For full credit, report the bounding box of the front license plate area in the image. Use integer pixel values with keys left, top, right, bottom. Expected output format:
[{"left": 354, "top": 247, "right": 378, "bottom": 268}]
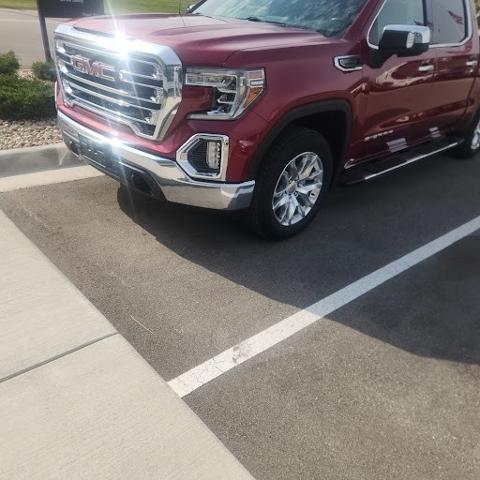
[{"left": 78, "top": 135, "right": 111, "bottom": 168}]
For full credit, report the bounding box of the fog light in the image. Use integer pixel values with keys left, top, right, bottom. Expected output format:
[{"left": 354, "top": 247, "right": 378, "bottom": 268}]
[
  {"left": 177, "top": 134, "right": 229, "bottom": 180},
  {"left": 206, "top": 140, "right": 222, "bottom": 171}
]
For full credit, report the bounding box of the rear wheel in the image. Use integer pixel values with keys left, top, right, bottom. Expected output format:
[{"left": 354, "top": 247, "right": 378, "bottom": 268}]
[
  {"left": 247, "top": 127, "right": 333, "bottom": 239},
  {"left": 453, "top": 113, "right": 480, "bottom": 159}
]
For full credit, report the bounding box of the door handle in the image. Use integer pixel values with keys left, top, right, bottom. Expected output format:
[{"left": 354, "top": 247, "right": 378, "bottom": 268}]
[
  {"left": 466, "top": 60, "right": 478, "bottom": 68},
  {"left": 418, "top": 64, "right": 434, "bottom": 73}
]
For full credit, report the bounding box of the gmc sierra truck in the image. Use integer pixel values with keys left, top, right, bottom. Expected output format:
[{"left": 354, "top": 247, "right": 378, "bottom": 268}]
[{"left": 55, "top": 0, "right": 480, "bottom": 238}]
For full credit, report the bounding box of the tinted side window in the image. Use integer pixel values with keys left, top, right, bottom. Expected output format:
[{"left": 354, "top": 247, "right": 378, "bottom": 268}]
[
  {"left": 432, "top": 0, "right": 468, "bottom": 45},
  {"left": 369, "top": 0, "right": 425, "bottom": 46}
]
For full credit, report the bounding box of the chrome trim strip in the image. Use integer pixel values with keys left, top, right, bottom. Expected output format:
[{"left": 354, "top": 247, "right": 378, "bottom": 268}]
[
  {"left": 119, "top": 70, "right": 161, "bottom": 81},
  {"left": 57, "top": 41, "right": 161, "bottom": 68},
  {"left": 65, "top": 93, "right": 155, "bottom": 125},
  {"left": 59, "top": 68, "right": 161, "bottom": 105},
  {"left": 364, "top": 141, "right": 460, "bottom": 181},
  {"left": 58, "top": 112, "right": 254, "bottom": 211},
  {"left": 66, "top": 78, "right": 158, "bottom": 112},
  {"left": 429, "top": 127, "right": 442, "bottom": 139},
  {"left": 387, "top": 137, "right": 408, "bottom": 153},
  {"left": 366, "top": 0, "right": 392, "bottom": 50},
  {"left": 55, "top": 25, "right": 182, "bottom": 65},
  {"left": 418, "top": 64, "right": 435, "bottom": 73},
  {"left": 334, "top": 55, "right": 363, "bottom": 72}
]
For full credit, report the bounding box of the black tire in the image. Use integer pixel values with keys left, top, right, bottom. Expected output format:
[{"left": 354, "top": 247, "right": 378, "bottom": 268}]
[
  {"left": 246, "top": 126, "right": 333, "bottom": 240},
  {"left": 452, "top": 111, "right": 480, "bottom": 159}
]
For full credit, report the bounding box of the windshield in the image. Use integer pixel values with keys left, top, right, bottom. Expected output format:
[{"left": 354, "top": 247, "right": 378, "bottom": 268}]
[{"left": 191, "top": 0, "right": 368, "bottom": 37}]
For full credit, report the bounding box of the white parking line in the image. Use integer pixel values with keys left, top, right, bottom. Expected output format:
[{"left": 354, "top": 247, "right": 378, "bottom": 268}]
[
  {"left": 0, "top": 166, "right": 103, "bottom": 193},
  {"left": 168, "top": 215, "right": 480, "bottom": 398}
]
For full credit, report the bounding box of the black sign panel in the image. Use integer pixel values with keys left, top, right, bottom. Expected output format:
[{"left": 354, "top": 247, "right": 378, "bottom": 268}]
[{"left": 38, "top": 0, "right": 104, "bottom": 18}]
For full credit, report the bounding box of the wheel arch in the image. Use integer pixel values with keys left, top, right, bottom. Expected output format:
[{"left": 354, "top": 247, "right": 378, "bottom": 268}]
[{"left": 249, "top": 100, "right": 353, "bottom": 182}]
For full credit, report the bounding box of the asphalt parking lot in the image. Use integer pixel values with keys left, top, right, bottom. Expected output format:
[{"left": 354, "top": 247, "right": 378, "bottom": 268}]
[
  {"left": 0, "top": 9, "right": 61, "bottom": 66},
  {"left": 1, "top": 151, "right": 479, "bottom": 479}
]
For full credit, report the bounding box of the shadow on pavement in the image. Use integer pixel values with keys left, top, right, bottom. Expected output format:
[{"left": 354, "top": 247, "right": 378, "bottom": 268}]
[{"left": 117, "top": 153, "right": 480, "bottom": 366}]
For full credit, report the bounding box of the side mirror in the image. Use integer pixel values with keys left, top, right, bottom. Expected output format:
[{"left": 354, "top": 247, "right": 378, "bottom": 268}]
[
  {"left": 370, "top": 25, "right": 431, "bottom": 67},
  {"left": 185, "top": 3, "right": 198, "bottom": 13}
]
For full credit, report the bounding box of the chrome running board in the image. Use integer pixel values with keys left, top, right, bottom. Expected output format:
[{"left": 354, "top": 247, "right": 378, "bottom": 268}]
[{"left": 341, "top": 138, "right": 462, "bottom": 184}]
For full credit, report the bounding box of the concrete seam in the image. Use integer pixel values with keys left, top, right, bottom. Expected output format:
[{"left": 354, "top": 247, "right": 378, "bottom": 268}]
[{"left": 0, "top": 332, "right": 119, "bottom": 385}]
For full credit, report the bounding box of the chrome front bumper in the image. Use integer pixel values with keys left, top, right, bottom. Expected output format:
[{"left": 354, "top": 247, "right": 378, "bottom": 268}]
[{"left": 58, "top": 112, "right": 255, "bottom": 211}]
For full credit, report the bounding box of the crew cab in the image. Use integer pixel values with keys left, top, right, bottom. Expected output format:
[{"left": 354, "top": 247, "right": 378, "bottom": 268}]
[{"left": 55, "top": 0, "right": 480, "bottom": 238}]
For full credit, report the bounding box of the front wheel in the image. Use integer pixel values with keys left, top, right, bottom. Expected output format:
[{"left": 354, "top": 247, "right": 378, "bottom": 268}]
[
  {"left": 452, "top": 113, "right": 480, "bottom": 159},
  {"left": 246, "top": 127, "right": 333, "bottom": 239}
]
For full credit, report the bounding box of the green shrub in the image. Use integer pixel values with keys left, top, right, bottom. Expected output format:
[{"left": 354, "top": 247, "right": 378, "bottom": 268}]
[
  {"left": 32, "top": 60, "right": 57, "bottom": 81},
  {"left": 0, "top": 74, "right": 56, "bottom": 120},
  {"left": 0, "top": 51, "right": 20, "bottom": 75}
]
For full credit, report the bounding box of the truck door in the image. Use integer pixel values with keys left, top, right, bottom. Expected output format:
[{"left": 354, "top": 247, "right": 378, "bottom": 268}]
[
  {"left": 430, "top": 0, "right": 478, "bottom": 130},
  {"left": 356, "top": 0, "right": 439, "bottom": 163}
]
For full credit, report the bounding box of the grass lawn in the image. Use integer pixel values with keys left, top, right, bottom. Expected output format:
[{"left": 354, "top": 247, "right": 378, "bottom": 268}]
[{"left": 0, "top": 0, "right": 190, "bottom": 13}]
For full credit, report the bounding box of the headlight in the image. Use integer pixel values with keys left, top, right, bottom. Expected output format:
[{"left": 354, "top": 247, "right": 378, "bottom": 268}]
[{"left": 185, "top": 68, "right": 265, "bottom": 120}]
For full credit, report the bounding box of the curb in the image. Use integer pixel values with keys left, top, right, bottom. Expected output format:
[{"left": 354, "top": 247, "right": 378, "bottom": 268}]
[
  {"left": 0, "top": 143, "right": 66, "bottom": 158},
  {"left": 0, "top": 143, "right": 84, "bottom": 179},
  {"left": 0, "top": 165, "right": 104, "bottom": 193}
]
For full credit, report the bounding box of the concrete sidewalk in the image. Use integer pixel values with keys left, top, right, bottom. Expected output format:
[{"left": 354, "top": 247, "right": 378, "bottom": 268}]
[{"left": 0, "top": 210, "right": 254, "bottom": 479}]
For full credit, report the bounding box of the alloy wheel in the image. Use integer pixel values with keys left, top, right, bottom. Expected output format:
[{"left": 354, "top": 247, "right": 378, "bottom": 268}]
[
  {"left": 472, "top": 118, "right": 480, "bottom": 150},
  {"left": 272, "top": 152, "right": 324, "bottom": 226}
]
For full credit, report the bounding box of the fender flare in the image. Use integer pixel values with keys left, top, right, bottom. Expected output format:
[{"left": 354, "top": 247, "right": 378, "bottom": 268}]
[{"left": 249, "top": 99, "right": 353, "bottom": 179}]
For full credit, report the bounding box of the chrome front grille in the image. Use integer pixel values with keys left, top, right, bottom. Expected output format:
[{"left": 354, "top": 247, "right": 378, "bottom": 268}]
[{"left": 54, "top": 24, "right": 183, "bottom": 140}]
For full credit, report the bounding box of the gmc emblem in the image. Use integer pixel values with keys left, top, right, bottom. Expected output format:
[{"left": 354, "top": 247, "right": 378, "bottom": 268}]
[{"left": 71, "top": 55, "right": 115, "bottom": 81}]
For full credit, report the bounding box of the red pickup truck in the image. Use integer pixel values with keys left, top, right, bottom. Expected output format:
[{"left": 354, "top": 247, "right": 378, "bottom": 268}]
[{"left": 55, "top": 0, "right": 480, "bottom": 238}]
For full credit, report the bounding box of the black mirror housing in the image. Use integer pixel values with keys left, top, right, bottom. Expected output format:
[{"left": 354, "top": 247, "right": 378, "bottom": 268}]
[{"left": 369, "top": 25, "right": 431, "bottom": 68}]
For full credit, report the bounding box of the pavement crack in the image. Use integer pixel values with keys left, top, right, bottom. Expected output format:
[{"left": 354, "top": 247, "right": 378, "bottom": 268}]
[{"left": 129, "top": 314, "right": 155, "bottom": 335}]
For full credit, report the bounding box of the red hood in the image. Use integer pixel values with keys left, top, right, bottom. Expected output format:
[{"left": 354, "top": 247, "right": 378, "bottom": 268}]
[{"left": 70, "top": 14, "right": 330, "bottom": 66}]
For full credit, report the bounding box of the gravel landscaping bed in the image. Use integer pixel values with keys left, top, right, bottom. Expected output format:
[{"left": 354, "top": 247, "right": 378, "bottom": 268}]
[
  {"left": 0, "top": 119, "right": 62, "bottom": 150},
  {"left": 0, "top": 68, "right": 60, "bottom": 151}
]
